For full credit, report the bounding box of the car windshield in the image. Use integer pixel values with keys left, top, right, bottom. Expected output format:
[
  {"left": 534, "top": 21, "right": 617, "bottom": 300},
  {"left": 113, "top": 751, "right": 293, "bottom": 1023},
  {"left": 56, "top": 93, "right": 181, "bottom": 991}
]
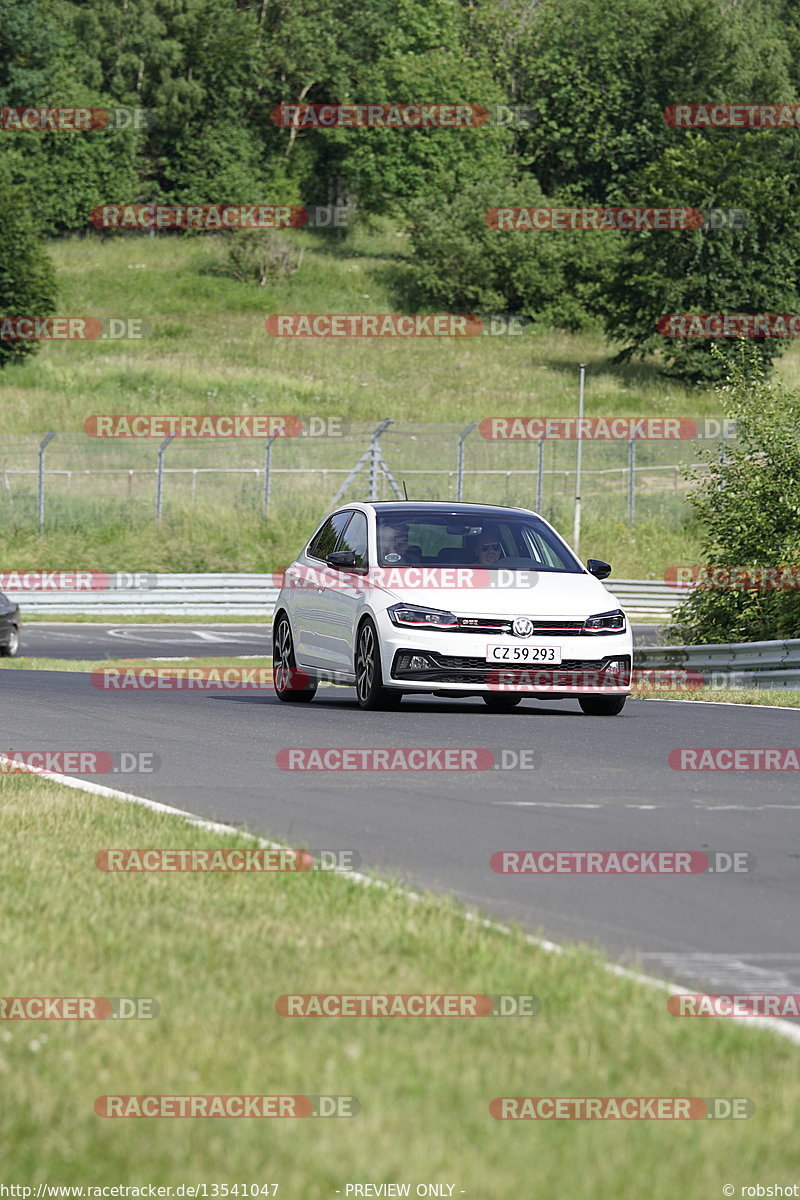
[{"left": 374, "top": 510, "right": 583, "bottom": 572}]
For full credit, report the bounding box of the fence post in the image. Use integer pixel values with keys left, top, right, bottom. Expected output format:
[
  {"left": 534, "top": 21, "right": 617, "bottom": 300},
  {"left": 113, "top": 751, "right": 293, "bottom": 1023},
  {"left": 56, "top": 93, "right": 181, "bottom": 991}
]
[
  {"left": 628, "top": 438, "right": 636, "bottom": 527},
  {"left": 456, "top": 421, "right": 477, "bottom": 501},
  {"left": 155, "top": 435, "right": 174, "bottom": 521},
  {"left": 262, "top": 434, "right": 277, "bottom": 515},
  {"left": 330, "top": 418, "right": 395, "bottom": 507},
  {"left": 572, "top": 364, "right": 586, "bottom": 553},
  {"left": 369, "top": 418, "right": 393, "bottom": 501},
  {"left": 536, "top": 438, "right": 544, "bottom": 512},
  {"left": 38, "top": 431, "right": 56, "bottom": 536}
]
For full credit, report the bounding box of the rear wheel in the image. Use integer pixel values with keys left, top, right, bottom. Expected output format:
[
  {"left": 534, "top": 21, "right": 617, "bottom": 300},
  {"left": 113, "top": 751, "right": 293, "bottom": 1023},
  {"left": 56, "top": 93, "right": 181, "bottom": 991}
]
[
  {"left": 579, "top": 695, "right": 626, "bottom": 716},
  {"left": 482, "top": 693, "right": 522, "bottom": 710},
  {"left": 355, "top": 619, "right": 402, "bottom": 711},
  {"left": 0, "top": 627, "right": 19, "bottom": 658},
  {"left": 273, "top": 615, "right": 317, "bottom": 703}
]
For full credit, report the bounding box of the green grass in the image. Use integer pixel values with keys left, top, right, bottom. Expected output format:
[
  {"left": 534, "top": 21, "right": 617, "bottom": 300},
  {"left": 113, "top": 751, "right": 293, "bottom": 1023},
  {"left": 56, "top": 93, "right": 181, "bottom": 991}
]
[
  {"left": 0, "top": 222, "right": 751, "bottom": 578},
  {"left": 632, "top": 686, "right": 800, "bottom": 707},
  {"left": 0, "top": 223, "right": 762, "bottom": 431},
  {"left": 1, "top": 770, "right": 799, "bottom": 1194},
  {"left": 0, "top": 655, "right": 269, "bottom": 672},
  {"left": 0, "top": 499, "right": 705, "bottom": 578}
]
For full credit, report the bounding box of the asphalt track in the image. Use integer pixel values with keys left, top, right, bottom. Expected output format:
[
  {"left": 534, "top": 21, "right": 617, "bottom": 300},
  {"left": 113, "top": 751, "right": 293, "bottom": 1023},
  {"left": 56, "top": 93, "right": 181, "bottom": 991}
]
[
  {"left": 19, "top": 622, "right": 274, "bottom": 659},
  {"left": 2, "top": 666, "right": 798, "bottom": 1001},
  {"left": 19, "top": 622, "right": 663, "bottom": 658}
]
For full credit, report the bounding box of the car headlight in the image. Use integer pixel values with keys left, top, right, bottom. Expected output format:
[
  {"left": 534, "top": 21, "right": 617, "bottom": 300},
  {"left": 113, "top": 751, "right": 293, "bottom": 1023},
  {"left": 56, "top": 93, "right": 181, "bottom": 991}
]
[
  {"left": 583, "top": 609, "right": 626, "bottom": 634},
  {"left": 388, "top": 603, "right": 459, "bottom": 629}
]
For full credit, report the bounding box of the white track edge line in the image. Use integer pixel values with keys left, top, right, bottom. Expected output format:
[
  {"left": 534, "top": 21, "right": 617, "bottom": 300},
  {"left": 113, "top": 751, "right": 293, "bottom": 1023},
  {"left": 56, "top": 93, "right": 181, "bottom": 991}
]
[{"left": 5, "top": 754, "right": 800, "bottom": 1047}]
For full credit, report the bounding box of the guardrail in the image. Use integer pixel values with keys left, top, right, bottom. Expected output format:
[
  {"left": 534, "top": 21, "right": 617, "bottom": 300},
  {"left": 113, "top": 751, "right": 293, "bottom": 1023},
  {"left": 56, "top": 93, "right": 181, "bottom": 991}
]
[
  {"left": 603, "top": 580, "right": 683, "bottom": 618},
  {"left": 634, "top": 638, "right": 800, "bottom": 690},
  {"left": 6, "top": 575, "right": 684, "bottom": 619},
  {"left": 11, "top": 576, "right": 797, "bottom": 686},
  {"left": 6, "top": 575, "right": 277, "bottom": 617}
]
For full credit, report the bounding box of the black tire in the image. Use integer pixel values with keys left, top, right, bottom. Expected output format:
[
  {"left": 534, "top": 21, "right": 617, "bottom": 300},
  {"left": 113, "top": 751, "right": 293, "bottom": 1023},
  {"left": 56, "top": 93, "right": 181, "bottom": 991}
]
[
  {"left": 482, "top": 693, "right": 522, "bottom": 710},
  {"left": 272, "top": 614, "right": 317, "bottom": 703},
  {"left": 355, "top": 619, "right": 402, "bottom": 711},
  {"left": 0, "top": 627, "right": 19, "bottom": 658},
  {"left": 579, "top": 694, "right": 626, "bottom": 716}
]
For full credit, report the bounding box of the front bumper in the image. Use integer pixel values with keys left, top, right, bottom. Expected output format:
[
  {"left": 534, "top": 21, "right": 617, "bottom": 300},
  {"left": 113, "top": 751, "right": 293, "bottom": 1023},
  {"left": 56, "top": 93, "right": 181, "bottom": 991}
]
[{"left": 377, "top": 619, "right": 632, "bottom": 695}]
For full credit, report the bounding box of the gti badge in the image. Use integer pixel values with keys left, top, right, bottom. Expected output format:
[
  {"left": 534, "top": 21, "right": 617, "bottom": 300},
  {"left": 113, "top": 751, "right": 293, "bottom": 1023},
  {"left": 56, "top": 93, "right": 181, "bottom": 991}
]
[{"left": 512, "top": 617, "right": 534, "bottom": 638}]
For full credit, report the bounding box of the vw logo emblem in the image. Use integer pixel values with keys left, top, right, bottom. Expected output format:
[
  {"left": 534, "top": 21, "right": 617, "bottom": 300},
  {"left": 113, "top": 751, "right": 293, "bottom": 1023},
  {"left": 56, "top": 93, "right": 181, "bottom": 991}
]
[{"left": 512, "top": 617, "right": 533, "bottom": 638}]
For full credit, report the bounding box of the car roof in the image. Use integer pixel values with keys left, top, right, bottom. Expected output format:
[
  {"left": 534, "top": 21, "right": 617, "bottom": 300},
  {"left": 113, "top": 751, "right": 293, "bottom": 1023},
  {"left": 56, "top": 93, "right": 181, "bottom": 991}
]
[{"left": 363, "top": 502, "right": 536, "bottom": 516}]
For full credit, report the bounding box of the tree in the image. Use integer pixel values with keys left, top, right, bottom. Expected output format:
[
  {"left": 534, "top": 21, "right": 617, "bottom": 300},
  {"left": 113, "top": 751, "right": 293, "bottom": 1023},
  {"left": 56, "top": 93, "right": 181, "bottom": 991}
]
[
  {"left": 0, "top": 0, "right": 59, "bottom": 105},
  {"left": 327, "top": 51, "right": 512, "bottom": 213},
  {"left": 0, "top": 0, "right": 142, "bottom": 231},
  {"left": 668, "top": 349, "right": 800, "bottom": 642},
  {"left": 467, "top": 0, "right": 793, "bottom": 202},
  {"left": 599, "top": 133, "right": 800, "bottom": 382},
  {"left": 0, "top": 184, "right": 58, "bottom": 368},
  {"left": 62, "top": 0, "right": 272, "bottom": 205}
]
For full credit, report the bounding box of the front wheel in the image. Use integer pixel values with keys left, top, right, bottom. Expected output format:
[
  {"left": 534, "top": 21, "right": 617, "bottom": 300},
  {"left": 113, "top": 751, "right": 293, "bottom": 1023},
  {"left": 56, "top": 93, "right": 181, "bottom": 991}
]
[
  {"left": 482, "top": 693, "right": 522, "bottom": 710},
  {"left": 579, "top": 694, "right": 626, "bottom": 716},
  {"left": 355, "top": 619, "right": 402, "bottom": 711},
  {"left": 273, "top": 615, "right": 317, "bottom": 703},
  {"left": 0, "top": 627, "right": 19, "bottom": 658}
]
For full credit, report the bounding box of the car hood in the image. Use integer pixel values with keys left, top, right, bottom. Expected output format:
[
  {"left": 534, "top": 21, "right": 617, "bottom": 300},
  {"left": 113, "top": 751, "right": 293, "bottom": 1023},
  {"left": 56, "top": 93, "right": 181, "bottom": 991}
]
[{"left": 377, "top": 570, "right": 622, "bottom": 619}]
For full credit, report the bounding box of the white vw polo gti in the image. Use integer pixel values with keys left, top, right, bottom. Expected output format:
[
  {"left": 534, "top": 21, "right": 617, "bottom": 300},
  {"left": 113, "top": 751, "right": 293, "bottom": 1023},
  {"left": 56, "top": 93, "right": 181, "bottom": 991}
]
[{"left": 272, "top": 502, "right": 632, "bottom": 714}]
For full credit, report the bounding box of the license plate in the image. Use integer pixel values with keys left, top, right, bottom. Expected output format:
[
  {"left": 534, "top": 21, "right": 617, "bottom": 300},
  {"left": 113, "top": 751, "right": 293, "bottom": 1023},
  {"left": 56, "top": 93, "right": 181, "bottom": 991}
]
[{"left": 486, "top": 643, "right": 562, "bottom": 664}]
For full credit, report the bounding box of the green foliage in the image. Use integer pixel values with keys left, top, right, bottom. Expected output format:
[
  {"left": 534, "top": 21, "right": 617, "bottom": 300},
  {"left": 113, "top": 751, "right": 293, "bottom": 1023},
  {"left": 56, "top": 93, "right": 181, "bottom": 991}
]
[
  {"left": 2, "top": 0, "right": 800, "bottom": 385},
  {"left": 0, "top": 0, "right": 59, "bottom": 105},
  {"left": 668, "top": 348, "right": 800, "bottom": 642},
  {"left": 599, "top": 134, "right": 800, "bottom": 382},
  {"left": 404, "top": 179, "right": 619, "bottom": 328},
  {"left": 0, "top": 183, "right": 58, "bottom": 368},
  {"left": 470, "top": 0, "right": 792, "bottom": 201},
  {"left": 321, "top": 51, "right": 513, "bottom": 213},
  {"left": 0, "top": 0, "right": 142, "bottom": 231}
]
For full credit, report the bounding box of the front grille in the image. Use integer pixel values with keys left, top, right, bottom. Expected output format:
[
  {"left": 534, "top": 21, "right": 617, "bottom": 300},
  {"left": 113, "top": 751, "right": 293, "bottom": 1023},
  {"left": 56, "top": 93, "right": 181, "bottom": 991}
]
[
  {"left": 431, "top": 654, "right": 608, "bottom": 671},
  {"left": 452, "top": 618, "right": 586, "bottom": 635}
]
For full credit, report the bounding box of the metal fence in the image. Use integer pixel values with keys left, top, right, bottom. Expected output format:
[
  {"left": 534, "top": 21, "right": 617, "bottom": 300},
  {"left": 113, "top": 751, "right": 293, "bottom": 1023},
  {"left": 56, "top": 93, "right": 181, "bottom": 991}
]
[{"left": 0, "top": 421, "right": 723, "bottom": 533}]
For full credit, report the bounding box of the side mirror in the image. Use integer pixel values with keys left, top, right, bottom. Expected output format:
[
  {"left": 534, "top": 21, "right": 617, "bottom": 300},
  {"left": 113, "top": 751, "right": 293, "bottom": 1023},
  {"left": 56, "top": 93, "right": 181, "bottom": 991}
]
[
  {"left": 587, "top": 559, "right": 611, "bottom": 580},
  {"left": 326, "top": 550, "right": 358, "bottom": 569}
]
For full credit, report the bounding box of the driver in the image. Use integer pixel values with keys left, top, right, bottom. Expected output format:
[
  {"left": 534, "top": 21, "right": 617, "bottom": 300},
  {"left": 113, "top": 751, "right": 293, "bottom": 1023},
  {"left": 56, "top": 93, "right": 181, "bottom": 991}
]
[{"left": 471, "top": 528, "right": 504, "bottom": 566}]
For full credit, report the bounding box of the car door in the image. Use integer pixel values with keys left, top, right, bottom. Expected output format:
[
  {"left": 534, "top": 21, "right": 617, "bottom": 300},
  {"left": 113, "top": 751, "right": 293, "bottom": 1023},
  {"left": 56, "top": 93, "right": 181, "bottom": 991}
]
[
  {"left": 303, "top": 511, "right": 369, "bottom": 672},
  {"left": 290, "top": 511, "right": 353, "bottom": 664}
]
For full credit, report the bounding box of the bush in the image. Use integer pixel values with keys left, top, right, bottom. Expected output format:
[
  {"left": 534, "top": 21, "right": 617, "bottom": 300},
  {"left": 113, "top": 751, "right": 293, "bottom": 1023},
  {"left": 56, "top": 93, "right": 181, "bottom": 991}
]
[
  {"left": 0, "top": 184, "right": 58, "bottom": 368},
  {"left": 225, "top": 230, "right": 304, "bottom": 285},
  {"left": 404, "top": 179, "right": 620, "bottom": 328},
  {"left": 667, "top": 349, "right": 800, "bottom": 642}
]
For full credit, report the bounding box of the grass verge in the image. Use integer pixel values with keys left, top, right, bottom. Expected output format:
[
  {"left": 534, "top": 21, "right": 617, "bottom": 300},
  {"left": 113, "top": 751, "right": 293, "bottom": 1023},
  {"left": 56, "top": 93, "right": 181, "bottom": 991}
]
[
  {"left": 4, "top": 659, "right": 800, "bottom": 708},
  {"left": 632, "top": 686, "right": 800, "bottom": 707},
  {"left": 1, "top": 770, "right": 799, "bottom": 1194},
  {"left": 0, "top": 656, "right": 270, "bottom": 673}
]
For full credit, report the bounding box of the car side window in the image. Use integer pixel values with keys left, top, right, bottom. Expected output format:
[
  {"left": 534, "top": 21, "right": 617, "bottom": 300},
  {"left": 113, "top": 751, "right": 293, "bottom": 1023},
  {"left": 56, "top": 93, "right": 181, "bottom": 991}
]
[
  {"left": 522, "top": 523, "right": 574, "bottom": 568},
  {"left": 307, "top": 511, "right": 352, "bottom": 561},
  {"left": 337, "top": 512, "right": 368, "bottom": 566}
]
